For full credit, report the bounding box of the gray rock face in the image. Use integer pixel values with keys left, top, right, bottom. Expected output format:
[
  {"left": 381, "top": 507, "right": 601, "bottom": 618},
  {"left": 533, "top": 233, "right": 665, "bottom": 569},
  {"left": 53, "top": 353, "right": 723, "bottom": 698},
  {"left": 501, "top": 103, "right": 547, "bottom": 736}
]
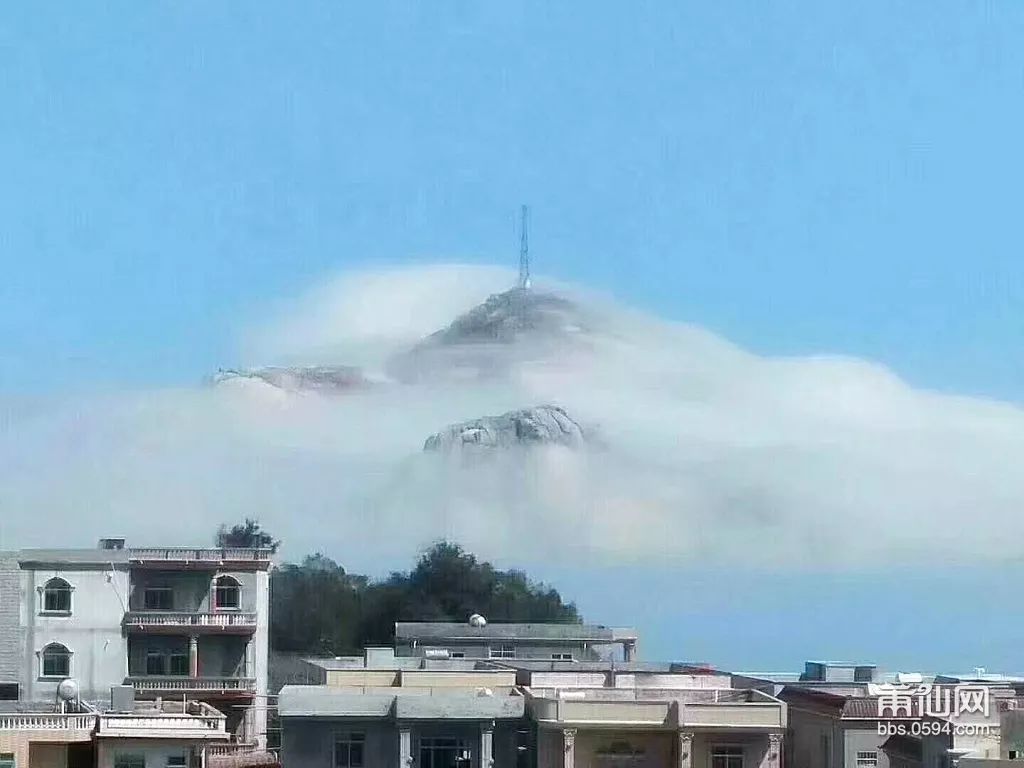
[
  {"left": 212, "top": 366, "right": 368, "bottom": 394},
  {"left": 388, "top": 288, "right": 588, "bottom": 383},
  {"left": 423, "top": 405, "right": 586, "bottom": 452}
]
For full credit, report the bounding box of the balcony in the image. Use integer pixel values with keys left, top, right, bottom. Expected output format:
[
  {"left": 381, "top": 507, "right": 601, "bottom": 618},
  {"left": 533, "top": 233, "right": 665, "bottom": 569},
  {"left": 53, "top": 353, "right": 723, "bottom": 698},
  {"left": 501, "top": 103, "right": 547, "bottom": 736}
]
[
  {"left": 127, "top": 676, "right": 257, "bottom": 696},
  {"left": 124, "top": 611, "right": 258, "bottom": 634},
  {"left": 98, "top": 701, "right": 227, "bottom": 740},
  {"left": 129, "top": 548, "right": 273, "bottom": 569},
  {"left": 0, "top": 712, "right": 96, "bottom": 740}
]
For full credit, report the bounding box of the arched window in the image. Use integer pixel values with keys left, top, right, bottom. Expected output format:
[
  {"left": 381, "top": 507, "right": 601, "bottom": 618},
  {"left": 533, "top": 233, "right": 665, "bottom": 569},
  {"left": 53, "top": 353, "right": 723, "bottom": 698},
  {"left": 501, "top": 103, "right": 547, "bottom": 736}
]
[
  {"left": 213, "top": 575, "right": 241, "bottom": 610},
  {"left": 42, "top": 578, "right": 73, "bottom": 614},
  {"left": 40, "top": 643, "right": 71, "bottom": 678}
]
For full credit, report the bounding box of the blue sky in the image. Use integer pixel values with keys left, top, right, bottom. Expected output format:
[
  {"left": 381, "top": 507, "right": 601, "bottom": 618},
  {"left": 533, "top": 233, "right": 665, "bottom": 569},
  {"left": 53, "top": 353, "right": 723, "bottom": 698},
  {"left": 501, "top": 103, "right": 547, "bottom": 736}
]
[
  {"left": 2, "top": 3, "right": 1024, "bottom": 672},
  {"left": 2, "top": 2, "right": 1022, "bottom": 399}
]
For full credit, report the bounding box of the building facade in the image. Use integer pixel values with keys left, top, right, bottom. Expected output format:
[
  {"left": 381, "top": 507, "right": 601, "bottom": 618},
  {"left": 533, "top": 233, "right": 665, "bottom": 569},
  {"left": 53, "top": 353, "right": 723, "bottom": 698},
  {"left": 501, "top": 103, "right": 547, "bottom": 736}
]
[
  {"left": 280, "top": 649, "right": 787, "bottom": 768},
  {"left": 1, "top": 540, "right": 271, "bottom": 749},
  {"left": 394, "top": 622, "right": 639, "bottom": 663}
]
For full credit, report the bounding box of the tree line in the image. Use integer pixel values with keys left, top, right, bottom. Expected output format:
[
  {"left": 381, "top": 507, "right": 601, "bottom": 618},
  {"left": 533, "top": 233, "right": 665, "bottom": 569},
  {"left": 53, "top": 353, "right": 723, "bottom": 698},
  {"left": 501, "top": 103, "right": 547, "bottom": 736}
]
[{"left": 216, "top": 520, "right": 582, "bottom": 655}]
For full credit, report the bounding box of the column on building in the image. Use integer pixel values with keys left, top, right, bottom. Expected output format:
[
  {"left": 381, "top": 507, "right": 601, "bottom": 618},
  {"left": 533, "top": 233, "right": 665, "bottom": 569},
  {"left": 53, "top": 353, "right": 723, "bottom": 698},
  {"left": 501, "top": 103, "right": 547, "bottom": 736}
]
[
  {"left": 481, "top": 721, "right": 495, "bottom": 768},
  {"left": 758, "top": 734, "right": 782, "bottom": 768},
  {"left": 677, "top": 731, "right": 694, "bottom": 768},
  {"left": 623, "top": 640, "right": 637, "bottom": 662},
  {"left": 563, "top": 728, "right": 577, "bottom": 768},
  {"left": 399, "top": 726, "right": 413, "bottom": 768},
  {"left": 188, "top": 635, "right": 199, "bottom": 678}
]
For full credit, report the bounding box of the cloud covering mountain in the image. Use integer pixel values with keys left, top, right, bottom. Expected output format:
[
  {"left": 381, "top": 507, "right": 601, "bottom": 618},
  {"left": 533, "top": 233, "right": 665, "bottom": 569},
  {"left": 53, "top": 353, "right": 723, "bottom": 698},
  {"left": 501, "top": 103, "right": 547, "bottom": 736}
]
[{"left": 2, "top": 264, "right": 1022, "bottom": 570}]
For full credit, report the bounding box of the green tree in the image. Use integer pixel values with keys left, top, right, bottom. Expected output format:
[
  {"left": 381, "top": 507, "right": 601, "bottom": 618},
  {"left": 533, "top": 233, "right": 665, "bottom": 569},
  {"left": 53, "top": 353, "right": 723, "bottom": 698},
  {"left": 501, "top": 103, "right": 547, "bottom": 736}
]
[
  {"left": 215, "top": 518, "right": 280, "bottom": 552},
  {"left": 270, "top": 540, "right": 581, "bottom": 654}
]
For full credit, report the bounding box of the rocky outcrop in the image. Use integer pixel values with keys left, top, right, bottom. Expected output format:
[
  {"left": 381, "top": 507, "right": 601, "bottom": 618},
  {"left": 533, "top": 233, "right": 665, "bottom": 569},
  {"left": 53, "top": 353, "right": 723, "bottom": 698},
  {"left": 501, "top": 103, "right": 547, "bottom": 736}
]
[
  {"left": 387, "top": 288, "right": 588, "bottom": 383},
  {"left": 423, "top": 405, "right": 586, "bottom": 452},
  {"left": 212, "top": 366, "right": 369, "bottom": 394}
]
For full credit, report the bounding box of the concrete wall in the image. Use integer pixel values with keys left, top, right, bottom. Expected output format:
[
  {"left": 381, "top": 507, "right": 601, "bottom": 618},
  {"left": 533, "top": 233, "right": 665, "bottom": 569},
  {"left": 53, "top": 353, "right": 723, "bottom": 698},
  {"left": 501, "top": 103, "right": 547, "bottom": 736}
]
[
  {"left": 21, "top": 565, "right": 130, "bottom": 704},
  {"left": 784, "top": 706, "right": 843, "bottom": 768},
  {"left": 404, "top": 642, "right": 601, "bottom": 661},
  {"left": 96, "top": 738, "right": 195, "bottom": 768},
  {"left": 249, "top": 569, "right": 270, "bottom": 749},
  {"left": 0, "top": 554, "right": 22, "bottom": 691},
  {"left": 282, "top": 719, "right": 521, "bottom": 768},
  {"left": 536, "top": 728, "right": 770, "bottom": 768},
  {"left": 128, "top": 569, "right": 260, "bottom": 613}
]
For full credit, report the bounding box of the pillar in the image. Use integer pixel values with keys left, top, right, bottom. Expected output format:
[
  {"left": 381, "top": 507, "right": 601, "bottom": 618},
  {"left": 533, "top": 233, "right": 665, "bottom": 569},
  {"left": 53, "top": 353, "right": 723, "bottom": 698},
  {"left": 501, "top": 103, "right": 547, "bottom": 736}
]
[
  {"left": 189, "top": 635, "right": 199, "bottom": 678},
  {"left": 481, "top": 722, "right": 495, "bottom": 768},
  {"left": 563, "top": 729, "right": 577, "bottom": 768},
  {"left": 399, "top": 727, "right": 413, "bottom": 768},
  {"left": 677, "top": 731, "right": 693, "bottom": 768},
  {"left": 623, "top": 640, "right": 637, "bottom": 663},
  {"left": 759, "top": 734, "right": 782, "bottom": 768}
]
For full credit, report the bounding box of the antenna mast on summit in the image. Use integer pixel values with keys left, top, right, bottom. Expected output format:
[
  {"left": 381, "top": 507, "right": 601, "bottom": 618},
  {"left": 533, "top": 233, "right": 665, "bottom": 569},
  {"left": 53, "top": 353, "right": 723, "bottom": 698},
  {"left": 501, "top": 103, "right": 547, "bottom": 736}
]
[{"left": 518, "top": 204, "right": 531, "bottom": 290}]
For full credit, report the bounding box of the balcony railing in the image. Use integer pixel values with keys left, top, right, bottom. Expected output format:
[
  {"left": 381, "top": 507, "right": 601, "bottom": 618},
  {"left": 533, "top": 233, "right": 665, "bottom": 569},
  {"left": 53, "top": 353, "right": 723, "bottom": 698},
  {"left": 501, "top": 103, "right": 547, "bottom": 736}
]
[
  {"left": 0, "top": 713, "right": 96, "bottom": 733},
  {"left": 124, "top": 611, "right": 258, "bottom": 632},
  {"left": 127, "top": 676, "right": 257, "bottom": 694},
  {"left": 99, "top": 711, "right": 226, "bottom": 735},
  {"left": 129, "top": 547, "right": 273, "bottom": 563},
  {"left": 208, "top": 742, "right": 261, "bottom": 756}
]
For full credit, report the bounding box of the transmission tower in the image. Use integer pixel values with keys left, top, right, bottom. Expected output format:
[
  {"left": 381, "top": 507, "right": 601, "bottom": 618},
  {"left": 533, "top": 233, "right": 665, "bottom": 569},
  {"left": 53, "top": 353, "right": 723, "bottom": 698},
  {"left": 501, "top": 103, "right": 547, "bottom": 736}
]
[{"left": 517, "top": 204, "right": 531, "bottom": 290}]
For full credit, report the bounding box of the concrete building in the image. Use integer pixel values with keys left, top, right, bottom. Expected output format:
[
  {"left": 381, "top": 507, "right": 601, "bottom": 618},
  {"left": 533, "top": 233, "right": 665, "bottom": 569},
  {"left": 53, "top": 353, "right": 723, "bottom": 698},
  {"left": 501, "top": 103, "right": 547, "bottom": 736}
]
[
  {"left": 0, "top": 694, "right": 231, "bottom": 768},
  {"left": 280, "top": 650, "right": 788, "bottom": 768},
  {"left": 0, "top": 540, "right": 272, "bottom": 749},
  {"left": 778, "top": 687, "right": 950, "bottom": 768},
  {"left": 394, "top": 622, "right": 639, "bottom": 662},
  {"left": 281, "top": 649, "right": 527, "bottom": 768}
]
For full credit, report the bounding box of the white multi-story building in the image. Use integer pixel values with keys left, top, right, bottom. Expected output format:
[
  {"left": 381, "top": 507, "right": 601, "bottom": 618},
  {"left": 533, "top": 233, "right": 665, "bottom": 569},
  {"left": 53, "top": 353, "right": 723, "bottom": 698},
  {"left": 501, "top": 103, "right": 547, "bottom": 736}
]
[{"left": 0, "top": 539, "right": 272, "bottom": 749}]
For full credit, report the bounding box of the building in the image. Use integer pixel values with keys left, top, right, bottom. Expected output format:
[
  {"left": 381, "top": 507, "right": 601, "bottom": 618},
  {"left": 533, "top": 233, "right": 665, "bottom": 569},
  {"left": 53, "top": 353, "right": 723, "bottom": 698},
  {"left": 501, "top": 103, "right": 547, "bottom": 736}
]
[
  {"left": 281, "top": 648, "right": 527, "bottom": 768},
  {"left": 0, "top": 693, "right": 231, "bottom": 768},
  {"left": 280, "top": 649, "right": 788, "bottom": 768},
  {"left": 0, "top": 540, "right": 272, "bottom": 748},
  {"left": 778, "top": 687, "right": 950, "bottom": 768},
  {"left": 394, "top": 621, "right": 639, "bottom": 662}
]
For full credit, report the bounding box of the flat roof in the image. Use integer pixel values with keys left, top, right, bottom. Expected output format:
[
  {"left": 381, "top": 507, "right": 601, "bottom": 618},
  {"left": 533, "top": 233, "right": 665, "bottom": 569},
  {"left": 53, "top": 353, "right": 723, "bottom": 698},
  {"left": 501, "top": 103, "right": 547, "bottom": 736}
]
[
  {"left": 278, "top": 685, "right": 525, "bottom": 720},
  {"left": 395, "top": 622, "right": 637, "bottom": 642},
  {"left": 18, "top": 548, "right": 130, "bottom": 566}
]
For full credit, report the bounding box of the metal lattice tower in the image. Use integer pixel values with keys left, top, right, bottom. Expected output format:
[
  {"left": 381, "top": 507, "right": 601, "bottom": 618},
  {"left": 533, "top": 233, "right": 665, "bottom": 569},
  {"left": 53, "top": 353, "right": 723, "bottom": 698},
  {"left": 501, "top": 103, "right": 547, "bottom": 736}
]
[{"left": 517, "top": 204, "right": 531, "bottom": 290}]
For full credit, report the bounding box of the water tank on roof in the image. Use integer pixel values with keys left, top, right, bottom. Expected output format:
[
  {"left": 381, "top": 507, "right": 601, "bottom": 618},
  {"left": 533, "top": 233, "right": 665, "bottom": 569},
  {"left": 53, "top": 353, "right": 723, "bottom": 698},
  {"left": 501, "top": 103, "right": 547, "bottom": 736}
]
[
  {"left": 56, "top": 679, "right": 80, "bottom": 701},
  {"left": 469, "top": 613, "right": 487, "bottom": 627}
]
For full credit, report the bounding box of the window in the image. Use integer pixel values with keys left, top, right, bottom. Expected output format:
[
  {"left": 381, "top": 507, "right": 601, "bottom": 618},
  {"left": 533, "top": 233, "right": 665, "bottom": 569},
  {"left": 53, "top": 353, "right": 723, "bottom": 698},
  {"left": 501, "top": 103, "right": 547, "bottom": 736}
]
[
  {"left": 40, "top": 643, "right": 71, "bottom": 678},
  {"left": 0, "top": 753, "right": 14, "bottom": 768},
  {"left": 146, "top": 650, "right": 167, "bottom": 675},
  {"left": 857, "top": 752, "right": 878, "bottom": 768},
  {"left": 144, "top": 586, "right": 174, "bottom": 610},
  {"left": 167, "top": 755, "right": 188, "bottom": 768},
  {"left": 213, "top": 575, "right": 241, "bottom": 610},
  {"left": 114, "top": 754, "right": 145, "bottom": 768},
  {"left": 450, "top": 652, "right": 465, "bottom": 659},
  {"left": 169, "top": 651, "right": 189, "bottom": 676},
  {"left": 335, "top": 733, "right": 365, "bottom": 768},
  {"left": 712, "top": 747, "right": 744, "bottom": 768},
  {"left": 489, "top": 644, "right": 516, "bottom": 659},
  {"left": 42, "top": 578, "right": 72, "bottom": 613},
  {"left": 421, "top": 737, "right": 471, "bottom": 768},
  {"left": 552, "top": 653, "right": 573, "bottom": 661},
  {"left": 0, "top": 683, "right": 18, "bottom": 700}
]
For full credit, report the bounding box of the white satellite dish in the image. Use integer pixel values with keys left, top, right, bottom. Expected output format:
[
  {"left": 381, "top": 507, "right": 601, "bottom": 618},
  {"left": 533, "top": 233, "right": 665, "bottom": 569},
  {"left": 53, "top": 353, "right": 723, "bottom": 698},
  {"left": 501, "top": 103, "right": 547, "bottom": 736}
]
[
  {"left": 469, "top": 613, "right": 487, "bottom": 628},
  {"left": 57, "top": 679, "right": 80, "bottom": 701}
]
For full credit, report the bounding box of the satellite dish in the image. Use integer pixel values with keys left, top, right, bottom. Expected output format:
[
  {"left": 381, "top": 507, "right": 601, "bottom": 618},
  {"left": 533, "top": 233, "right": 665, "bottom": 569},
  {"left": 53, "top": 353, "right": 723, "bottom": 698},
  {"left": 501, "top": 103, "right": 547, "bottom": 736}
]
[
  {"left": 469, "top": 613, "right": 487, "bottom": 628},
  {"left": 57, "top": 679, "right": 80, "bottom": 701}
]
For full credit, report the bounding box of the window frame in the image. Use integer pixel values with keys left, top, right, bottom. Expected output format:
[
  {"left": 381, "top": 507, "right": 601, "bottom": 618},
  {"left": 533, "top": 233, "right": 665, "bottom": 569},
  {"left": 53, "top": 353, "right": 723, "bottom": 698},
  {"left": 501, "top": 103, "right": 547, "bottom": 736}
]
[
  {"left": 334, "top": 731, "right": 366, "bottom": 768},
  {"left": 39, "top": 643, "right": 72, "bottom": 679},
  {"left": 0, "top": 752, "right": 14, "bottom": 768},
  {"left": 143, "top": 586, "right": 175, "bottom": 611},
  {"left": 488, "top": 644, "right": 516, "bottom": 659},
  {"left": 213, "top": 575, "right": 242, "bottom": 611},
  {"left": 711, "top": 745, "right": 745, "bottom": 768},
  {"left": 114, "top": 754, "right": 146, "bottom": 768},
  {"left": 40, "top": 578, "right": 73, "bottom": 615},
  {"left": 551, "top": 652, "right": 574, "bottom": 661},
  {"left": 856, "top": 751, "right": 879, "bottom": 768},
  {"left": 166, "top": 753, "right": 188, "bottom": 768}
]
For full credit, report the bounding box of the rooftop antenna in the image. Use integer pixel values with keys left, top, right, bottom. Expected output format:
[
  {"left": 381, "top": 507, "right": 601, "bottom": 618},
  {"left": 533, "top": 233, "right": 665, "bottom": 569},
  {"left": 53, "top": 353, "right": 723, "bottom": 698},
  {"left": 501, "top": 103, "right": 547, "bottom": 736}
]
[{"left": 517, "top": 204, "right": 530, "bottom": 290}]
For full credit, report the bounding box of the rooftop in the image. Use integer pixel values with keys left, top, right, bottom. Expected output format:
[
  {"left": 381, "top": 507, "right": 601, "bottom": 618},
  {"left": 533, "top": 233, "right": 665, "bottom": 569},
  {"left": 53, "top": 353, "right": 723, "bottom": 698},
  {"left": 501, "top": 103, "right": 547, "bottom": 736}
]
[
  {"left": 394, "top": 622, "right": 638, "bottom": 642},
  {"left": 278, "top": 685, "right": 526, "bottom": 720}
]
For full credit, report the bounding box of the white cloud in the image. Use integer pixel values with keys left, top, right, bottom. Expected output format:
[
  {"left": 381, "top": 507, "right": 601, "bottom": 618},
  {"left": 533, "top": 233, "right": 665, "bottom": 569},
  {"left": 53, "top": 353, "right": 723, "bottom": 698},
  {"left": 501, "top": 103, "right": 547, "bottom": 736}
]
[{"left": 2, "top": 264, "right": 1022, "bottom": 571}]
